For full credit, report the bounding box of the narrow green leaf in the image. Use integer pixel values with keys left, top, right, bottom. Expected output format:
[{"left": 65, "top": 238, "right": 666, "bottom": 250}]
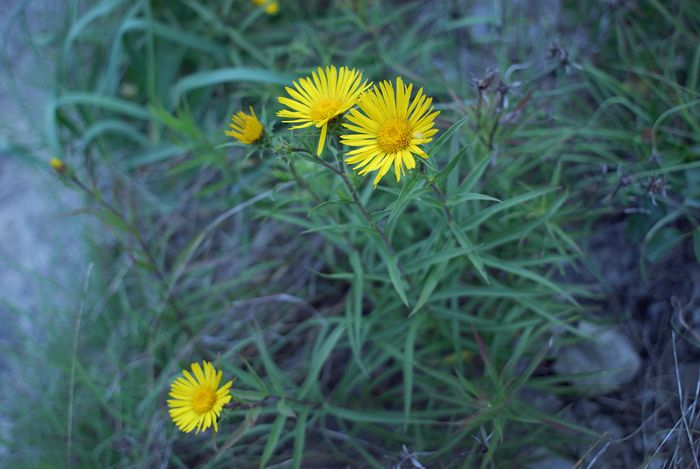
[
  {"left": 55, "top": 92, "right": 151, "bottom": 119},
  {"left": 429, "top": 305, "right": 540, "bottom": 330},
  {"left": 644, "top": 227, "right": 683, "bottom": 263},
  {"left": 383, "top": 252, "right": 410, "bottom": 307},
  {"left": 481, "top": 256, "right": 579, "bottom": 306},
  {"left": 259, "top": 413, "right": 287, "bottom": 469},
  {"left": 149, "top": 105, "right": 202, "bottom": 140},
  {"left": 276, "top": 399, "right": 296, "bottom": 418},
  {"left": 215, "top": 408, "right": 260, "bottom": 460},
  {"left": 93, "top": 208, "right": 129, "bottom": 234},
  {"left": 307, "top": 199, "right": 348, "bottom": 217},
  {"left": 448, "top": 222, "right": 489, "bottom": 283},
  {"left": 426, "top": 117, "right": 467, "bottom": 157},
  {"left": 404, "top": 244, "right": 479, "bottom": 273},
  {"left": 64, "top": 0, "right": 129, "bottom": 52},
  {"left": 431, "top": 285, "right": 545, "bottom": 300},
  {"left": 403, "top": 318, "right": 420, "bottom": 431},
  {"left": 512, "top": 402, "right": 600, "bottom": 437},
  {"left": 459, "top": 153, "right": 492, "bottom": 193},
  {"left": 347, "top": 252, "right": 366, "bottom": 372},
  {"left": 461, "top": 187, "right": 555, "bottom": 232},
  {"left": 301, "top": 223, "right": 377, "bottom": 235},
  {"left": 517, "top": 299, "right": 582, "bottom": 336},
  {"left": 254, "top": 334, "right": 287, "bottom": 395},
  {"left": 172, "top": 68, "right": 292, "bottom": 104},
  {"left": 298, "top": 324, "right": 345, "bottom": 398},
  {"left": 292, "top": 408, "right": 310, "bottom": 469},
  {"left": 689, "top": 41, "right": 700, "bottom": 91},
  {"left": 444, "top": 14, "right": 499, "bottom": 30},
  {"left": 81, "top": 120, "right": 149, "bottom": 148},
  {"left": 434, "top": 146, "right": 469, "bottom": 182},
  {"left": 511, "top": 335, "right": 551, "bottom": 391},
  {"left": 410, "top": 259, "right": 448, "bottom": 315},
  {"left": 46, "top": 92, "right": 150, "bottom": 152},
  {"left": 322, "top": 405, "right": 436, "bottom": 424},
  {"left": 446, "top": 192, "right": 501, "bottom": 206},
  {"left": 122, "top": 144, "right": 191, "bottom": 170},
  {"left": 233, "top": 390, "right": 268, "bottom": 401},
  {"left": 387, "top": 177, "right": 427, "bottom": 234},
  {"left": 238, "top": 355, "right": 270, "bottom": 396},
  {"left": 121, "top": 18, "right": 226, "bottom": 57},
  {"left": 480, "top": 194, "right": 567, "bottom": 251}
]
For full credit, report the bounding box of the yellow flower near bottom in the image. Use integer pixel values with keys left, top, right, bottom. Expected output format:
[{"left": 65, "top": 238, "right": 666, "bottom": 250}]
[
  {"left": 251, "top": 0, "right": 279, "bottom": 14},
  {"left": 225, "top": 107, "right": 264, "bottom": 144},
  {"left": 168, "top": 361, "right": 233, "bottom": 433},
  {"left": 341, "top": 77, "right": 440, "bottom": 187}
]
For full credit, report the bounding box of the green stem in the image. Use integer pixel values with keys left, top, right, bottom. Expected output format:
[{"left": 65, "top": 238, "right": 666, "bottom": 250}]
[
  {"left": 427, "top": 178, "right": 454, "bottom": 223},
  {"left": 225, "top": 393, "right": 321, "bottom": 411},
  {"left": 291, "top": 146, "right": 412, "bottom": 286},
  {"left": 333, "top": 154, "right": 414, "bottom": 289},
  {"left": 289, "top": 159, "right": 322, "bottom": 203}
]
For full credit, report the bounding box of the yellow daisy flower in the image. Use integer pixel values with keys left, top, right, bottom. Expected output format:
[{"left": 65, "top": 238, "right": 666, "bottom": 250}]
[
  {"left": 341, "top": 77, "right": 440, "bottom": 187},
  {"left": 167, "top": 361, "right": 233, "bottom": 433},
  {"left": 225, "top": 107, "right": 264, "bottom": 145},
  {"left": 277, "top": 65, "right": 370, "bottom": 156},
  {"left": 251, "top": 0, "right": 279, "bottom": 14}
]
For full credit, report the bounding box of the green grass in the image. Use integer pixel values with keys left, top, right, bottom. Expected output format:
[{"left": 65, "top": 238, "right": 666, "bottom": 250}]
[{"left": 2, "top": 0, "right": 699, "bottom": 467}]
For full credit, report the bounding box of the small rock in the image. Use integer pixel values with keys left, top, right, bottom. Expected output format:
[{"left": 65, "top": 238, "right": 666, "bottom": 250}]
[
  {"left": 553, "top": 322, "right": 641, "bottom": 395},
  {"left": 533, "top": 393, "right": 565, "bottom": 414},
  {"left": 588, "top": 414, "right": 623, "bottom": 440},
  {"left": 526, "top": 450, "right": 576, "bottom": 469}
]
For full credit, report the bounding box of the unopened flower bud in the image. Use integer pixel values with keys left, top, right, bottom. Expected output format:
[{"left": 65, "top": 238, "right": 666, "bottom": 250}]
[{"left": 50, "top": 158, "right": 67, "bottom": 173}]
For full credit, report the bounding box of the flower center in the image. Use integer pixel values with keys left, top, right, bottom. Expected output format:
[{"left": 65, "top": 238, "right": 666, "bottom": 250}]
[
  {"left": 191, "top": 387, "right": 217, "bottom": 414},
  {"left": 377, "top": 118, "right": 412, "bottom": 154},
  {"left": 310, "top": 98, "right": 343, "bottom": 122}
]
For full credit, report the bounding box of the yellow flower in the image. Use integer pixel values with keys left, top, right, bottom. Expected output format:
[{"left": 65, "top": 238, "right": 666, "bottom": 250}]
[
  {"left": 277, "top": 65, "right": 370, "bottom": 156},
  {"left": 167, "top": 361, "right": 233, "bottom": 433},
  {"left": 225, "top": 107, "right": 264, "bottom": 144},
  {"left": 49, "top": 158, "right": 66, "bottom": 173},
  {"left": 251, "top": 0, "right": 279, "bottom": 14},
  {"left": 341, "top": 77, "right": 440, "bottom": 187}
]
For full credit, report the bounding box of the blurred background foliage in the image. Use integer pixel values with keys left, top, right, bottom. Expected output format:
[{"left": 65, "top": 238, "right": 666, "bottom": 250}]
[{"left": 1, "top": 0, "right": 699, "bottom": 467}]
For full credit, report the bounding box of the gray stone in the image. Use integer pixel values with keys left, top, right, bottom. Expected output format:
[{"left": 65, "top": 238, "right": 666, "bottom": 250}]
[
  {"left": 527, "top": 450, "right": 576, "bottom": 469},
  {"left": 588, "top": 414, "right": 623, "bottom": 440},
  {"left": 0, "top": 0, "right": 83, "bottom": 458},
  {"left": 553, "top": 321, "right": 641, "bottom": 395}
]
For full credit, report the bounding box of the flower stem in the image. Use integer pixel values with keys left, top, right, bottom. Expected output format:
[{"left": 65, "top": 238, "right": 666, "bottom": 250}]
[
  {"left": 332, "top": 154, "right": 414, "bottom": 289},
  {"left": 289, "top": 159, "right": 322, "bottom": 203},
  {"left": 426, "top": 178, "right": 454, "bottom": 223},
  {"left": 290, "top": 147, "right": 413, "bottom": 293}
]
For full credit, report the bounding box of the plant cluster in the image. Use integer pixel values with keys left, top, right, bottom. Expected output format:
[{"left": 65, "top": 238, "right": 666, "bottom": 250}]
[{"left": 3, "top": 0, "right": 699, "bottom": 467}]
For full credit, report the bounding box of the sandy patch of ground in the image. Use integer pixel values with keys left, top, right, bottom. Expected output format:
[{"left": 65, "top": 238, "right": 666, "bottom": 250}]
[{"left": 0, "top": 0, "right": 87, "bottom": 456}]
